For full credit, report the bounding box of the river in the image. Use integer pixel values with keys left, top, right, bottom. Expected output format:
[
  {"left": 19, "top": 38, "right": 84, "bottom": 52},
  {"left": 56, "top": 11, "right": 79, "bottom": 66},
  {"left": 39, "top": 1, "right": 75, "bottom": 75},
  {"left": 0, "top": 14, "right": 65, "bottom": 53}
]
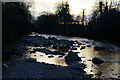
[{"left": 28, "top": 33, "right": 120, "bottom": 79}]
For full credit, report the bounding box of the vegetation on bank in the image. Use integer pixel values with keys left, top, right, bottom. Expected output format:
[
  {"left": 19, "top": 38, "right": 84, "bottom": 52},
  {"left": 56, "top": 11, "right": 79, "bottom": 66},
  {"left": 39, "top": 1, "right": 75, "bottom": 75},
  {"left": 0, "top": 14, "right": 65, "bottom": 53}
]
[
  {"left": 2, "top": 1, "right": 120, "bottom": 46},
  {"left": 2, "top": 2, "right": 33, "bottom": 45}
]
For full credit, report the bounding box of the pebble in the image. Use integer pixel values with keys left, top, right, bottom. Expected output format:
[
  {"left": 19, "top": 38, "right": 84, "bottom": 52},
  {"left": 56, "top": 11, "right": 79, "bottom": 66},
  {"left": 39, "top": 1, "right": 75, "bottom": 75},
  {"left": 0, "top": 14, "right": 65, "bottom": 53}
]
[
  {"left": 40, "top": 55, "right": 43, "bottom": 56},
  {"left": 111, "top": 69, "right": 113, "bottom": 71},
  {"left": 2, "top": 64, "right": 9, "bottom": 69}
]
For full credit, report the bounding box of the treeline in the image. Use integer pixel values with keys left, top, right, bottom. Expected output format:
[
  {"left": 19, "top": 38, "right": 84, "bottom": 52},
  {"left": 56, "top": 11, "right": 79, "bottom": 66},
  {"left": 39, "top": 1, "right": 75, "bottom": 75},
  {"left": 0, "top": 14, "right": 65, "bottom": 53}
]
[
  {"left": 33, "top": 1, "right": 85, "bottom": 37},
  {"left": 87, "top": 1, "right": 120, "bottom": 44},
  {"left": 2, "top": 2, "right": 33, "bottom": 45},
  {"left": 2, "top": 1, "right": 120, "bottom": 45},
  {"left": 34, "top": 1, "right": 120, "bottom": 45}
]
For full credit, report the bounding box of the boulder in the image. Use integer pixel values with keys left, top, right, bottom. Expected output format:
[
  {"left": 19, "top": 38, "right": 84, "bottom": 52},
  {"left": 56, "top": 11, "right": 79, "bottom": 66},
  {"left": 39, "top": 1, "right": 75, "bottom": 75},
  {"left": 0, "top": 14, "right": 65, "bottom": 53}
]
[
  {"left": 92, "top": 57, "right": 104, "bottom": 64},
  {"left": 65, "top": 51, "right": 81, "bottom": 61},
  {"left": 94, "top": 46, "right": 106, "bottom": 51}
]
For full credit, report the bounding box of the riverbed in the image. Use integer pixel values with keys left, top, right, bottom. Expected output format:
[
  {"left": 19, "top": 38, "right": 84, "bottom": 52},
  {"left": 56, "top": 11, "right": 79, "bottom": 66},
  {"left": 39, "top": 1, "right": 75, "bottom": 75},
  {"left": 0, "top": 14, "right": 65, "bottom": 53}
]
[
  {"left": 2, "top": 32, "right": 120, "bottom": 79},
  {"left": 28, "top": 33, "right": 120, "bottom": 79}
]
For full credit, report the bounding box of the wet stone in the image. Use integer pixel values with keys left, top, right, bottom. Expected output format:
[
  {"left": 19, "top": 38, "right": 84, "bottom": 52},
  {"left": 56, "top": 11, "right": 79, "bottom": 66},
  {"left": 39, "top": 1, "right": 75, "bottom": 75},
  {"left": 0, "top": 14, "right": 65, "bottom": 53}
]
[
  {"left": 87, "top": 45, "right": 91, "bottom": 47},
  {"left": 111, "top": 69, "right": 113, "bottom": 71},
  {"left": 51, "top": 51, "right": 65, "bottom": 55},
  {"left": 76, "top": 45, "right": 80, "bottom": 47},
  {"left": 87, "top": 59, "right": 92, "bottom": 61},
  {"left": 78, "top": 43, "right": 82, "bottom": 45},
  {"left": 74, "top": 40, "right": 79, "bottom": 44},
  {"left": 40, "top": 55, "right": 43, "bottom": 56},
  {"left": 65, "top": 51, "right": 81, "bottom": 61},
  {"left": 90, "top": 70, "right": 92, "bottom": 72},
  {"left": 33, "top": 48, "right": 42, "bottom": 52},
  {"left": 52, "top": 45, "right": 59, "bottom": 49},
  {"left": 74, "top": 52, "right": 80, "bottom": 54},
  {"left": 30, "top": 51, "right": 36, "bottom": 54},
  {"left": 80, "top": 46, "right": 86, "bottom": 50},
  {"left": 92, "top": 57, "right": 104, "bottom": 64},
  {"left": 70, "top": 47, "right": 77, "bottom": 50},
  {"left": 48, "top": 55, "right": 54, "bottom": 58},
  {"left": 58, "top": 45, "right": 70, "bottom": 52}
]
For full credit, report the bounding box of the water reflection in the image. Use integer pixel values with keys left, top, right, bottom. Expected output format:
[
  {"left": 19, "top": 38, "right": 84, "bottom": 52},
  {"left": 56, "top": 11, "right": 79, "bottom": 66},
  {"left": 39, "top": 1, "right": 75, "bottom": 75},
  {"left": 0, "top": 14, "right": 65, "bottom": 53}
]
[
  {"left": 27, "top": 33, "right": 120, "bottom": 79},
  {"left": 30, "top": 51, "right": 67, "bottom": 66},
  {"left": 76, "top": 47, "right": 119, "bottom": 78}
]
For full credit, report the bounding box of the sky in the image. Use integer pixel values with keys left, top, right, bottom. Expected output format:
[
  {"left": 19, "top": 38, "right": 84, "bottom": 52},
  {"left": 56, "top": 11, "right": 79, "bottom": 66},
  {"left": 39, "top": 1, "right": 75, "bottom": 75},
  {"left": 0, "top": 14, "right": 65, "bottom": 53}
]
[{"left": 29, "top": 0, "right": 98, "bottom": 18}]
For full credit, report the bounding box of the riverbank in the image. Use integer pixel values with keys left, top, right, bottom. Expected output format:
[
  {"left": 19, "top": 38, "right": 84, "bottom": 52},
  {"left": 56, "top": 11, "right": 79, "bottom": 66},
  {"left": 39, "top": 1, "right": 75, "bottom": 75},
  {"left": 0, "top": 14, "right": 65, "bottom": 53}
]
[
  {"left": 2, "top": 34, "right": 99, "bottom": 80},
  {"left": 3, "top": 60, "right": 95, "bottom": 79},
  {"left": 2, "top": 33, "right": 120, "bottom": 79}
]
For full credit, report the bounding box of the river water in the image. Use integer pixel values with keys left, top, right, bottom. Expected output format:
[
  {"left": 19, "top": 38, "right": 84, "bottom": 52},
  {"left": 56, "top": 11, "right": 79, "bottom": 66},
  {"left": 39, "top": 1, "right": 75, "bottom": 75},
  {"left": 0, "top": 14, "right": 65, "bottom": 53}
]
[{"left": 28, "top": 33, "right": 120, "bottom": 79}]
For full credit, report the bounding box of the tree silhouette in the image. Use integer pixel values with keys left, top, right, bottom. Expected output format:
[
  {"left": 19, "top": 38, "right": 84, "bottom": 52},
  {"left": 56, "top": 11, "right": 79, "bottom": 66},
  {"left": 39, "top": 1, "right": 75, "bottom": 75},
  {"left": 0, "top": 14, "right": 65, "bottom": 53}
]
[
  {"left": 56, "top": 1, "right": 73, "bottom": 24},
  {"left": 88, "top": 1, "right": 120, "bottom": 43},
  {"left": 2, "top": 2, "right": 32, "bottom": 44},
  {"left": 34, "top": 12, "right": 58, "bottom": 34}
]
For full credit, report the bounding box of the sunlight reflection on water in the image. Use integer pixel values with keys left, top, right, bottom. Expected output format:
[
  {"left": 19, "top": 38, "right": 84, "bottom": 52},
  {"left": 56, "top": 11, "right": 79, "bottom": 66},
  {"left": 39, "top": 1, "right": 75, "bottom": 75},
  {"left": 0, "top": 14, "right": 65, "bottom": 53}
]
[
  {"left": 27, "top": 33, "right": 120, "bottom": 79},
  {"left": 30, "top": 52, "right": 67, "bottom": 66}
]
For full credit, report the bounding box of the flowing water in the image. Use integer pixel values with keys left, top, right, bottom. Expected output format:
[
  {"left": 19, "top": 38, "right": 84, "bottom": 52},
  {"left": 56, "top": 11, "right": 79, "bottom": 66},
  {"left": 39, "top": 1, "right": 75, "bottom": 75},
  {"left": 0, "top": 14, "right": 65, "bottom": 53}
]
[{"left": 27, "top": 33, "right": 120, "bottom": 79}]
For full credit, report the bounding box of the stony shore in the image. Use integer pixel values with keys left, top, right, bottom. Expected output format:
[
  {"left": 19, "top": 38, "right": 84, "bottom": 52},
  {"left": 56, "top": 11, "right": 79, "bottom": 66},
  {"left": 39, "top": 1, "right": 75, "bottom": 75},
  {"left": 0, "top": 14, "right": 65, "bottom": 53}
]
[
  {"left": 2, "top": 34, "right": 101, "bottom": 80},
  {"left": 3, "top": 33, "right": 119, "bottom": 80}
]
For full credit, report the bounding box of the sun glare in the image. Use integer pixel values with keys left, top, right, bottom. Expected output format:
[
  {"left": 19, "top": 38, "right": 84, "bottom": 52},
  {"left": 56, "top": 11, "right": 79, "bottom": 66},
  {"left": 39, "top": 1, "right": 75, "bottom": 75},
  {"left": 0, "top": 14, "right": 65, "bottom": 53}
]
[{"left": 29, "top": 0, "right": 96, "bottom": 17}]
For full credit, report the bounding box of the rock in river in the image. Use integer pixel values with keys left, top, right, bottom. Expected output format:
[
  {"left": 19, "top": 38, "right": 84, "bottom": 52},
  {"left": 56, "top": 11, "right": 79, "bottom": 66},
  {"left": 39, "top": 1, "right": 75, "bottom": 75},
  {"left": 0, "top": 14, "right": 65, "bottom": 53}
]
[
  {"left": 87, "top": 45, "right": 91, "bottom": 47},
  {"left": 92, "top": 57, "right": 104, "bottom": 64},
  {"left": 80, "top": 46, "right": 86, "bottom": 50},
  {"left": 30, "top": 50, "right": 36, "bottom": 54},
  {"left": 58, "top": 45, "right": 70, "bottom": 52},
  {"left": 48, "top": 55, "right": 54, "bottom": 58},
  {"left": 52, "top": 45, "right": 59, "bottom": 49},
  {"left": 70, "top": 47, "right": 77, "bottom": 50},
  {"left": 51, "top": 51, "right": 66, "bottom": 55},
  {"left": 65, "top": 51, "right": 81, "bottom": 61}
]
